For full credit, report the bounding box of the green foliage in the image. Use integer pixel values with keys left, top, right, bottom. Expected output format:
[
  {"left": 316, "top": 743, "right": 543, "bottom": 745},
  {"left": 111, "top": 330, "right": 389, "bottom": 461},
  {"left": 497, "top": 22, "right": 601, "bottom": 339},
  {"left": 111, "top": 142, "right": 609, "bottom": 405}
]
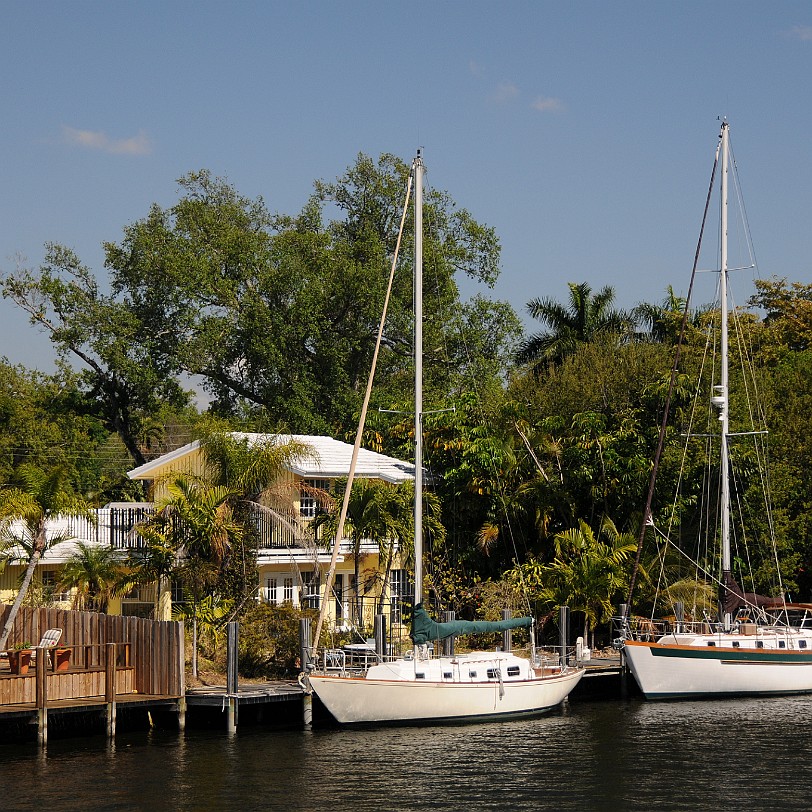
[
  {"left": 0, "top": 464, "right": 93, "bottom": 648},
  {"left": 512, "top": 518, "right": 636, "bottom": 644},
  {"left": 237, "top": 602, "right": 316, "bottom": 678},
  {"left": 516, "top": 281, "right": 631, "bottom": 370},
  {"left": 58, "top": 541, "right": 126, "bottom": 612}
]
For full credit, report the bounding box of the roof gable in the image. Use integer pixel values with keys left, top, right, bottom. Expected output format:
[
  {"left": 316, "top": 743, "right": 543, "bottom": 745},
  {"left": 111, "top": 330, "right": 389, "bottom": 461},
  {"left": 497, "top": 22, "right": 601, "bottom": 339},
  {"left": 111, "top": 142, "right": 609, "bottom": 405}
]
[{"left": 127, "top": 433, "right": 414, "bottom": 484}]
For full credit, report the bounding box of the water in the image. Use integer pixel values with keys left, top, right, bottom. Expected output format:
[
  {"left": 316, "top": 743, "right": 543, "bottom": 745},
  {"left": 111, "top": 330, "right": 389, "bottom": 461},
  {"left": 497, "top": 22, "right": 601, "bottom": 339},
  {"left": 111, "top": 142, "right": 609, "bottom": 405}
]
[{"left": 3, "top": 697, "right": 812, "bottom": 811}]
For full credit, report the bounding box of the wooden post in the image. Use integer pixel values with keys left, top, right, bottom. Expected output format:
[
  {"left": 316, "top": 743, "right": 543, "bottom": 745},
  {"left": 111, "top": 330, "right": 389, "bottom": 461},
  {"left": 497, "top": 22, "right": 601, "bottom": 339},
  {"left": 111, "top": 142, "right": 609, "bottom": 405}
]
[
  {"left": 299, "top": 618, "right": 313, "bottom": 728},
  {"left": 105, "top": 642, "right": 117, "bottom": 738},
  {"left": 35, "top": 646, "right": 48, "bottom": 747},
  {"left": 559, "top": 605, "right": 570, "bottom": 669},
  {"left": 177, "top": 620, "right": 187, "bottom": 732},
  {"left": 374, "top": 614, "right": 387, "bottom": 660},
  {"left": 502, "top": 609, "right": 512, "bottom": 653},
  {"left": 674, "top": 601, "right": 685, "bottom": 634},
  {"left": 226, "top": 621, "right": 238, "bottom": 734},
  {"left": 442, "top": 611, "right": 455, "bottom": 656}
]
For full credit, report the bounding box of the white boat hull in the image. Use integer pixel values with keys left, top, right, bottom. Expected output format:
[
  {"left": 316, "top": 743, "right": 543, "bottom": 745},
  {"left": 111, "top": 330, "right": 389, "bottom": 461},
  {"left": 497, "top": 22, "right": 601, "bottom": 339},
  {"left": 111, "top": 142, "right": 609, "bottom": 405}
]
[
  {"left": 308, "top": 661, "right": 583, "bottom": 725},
  {"left": 624, "top": 640, "right": 812, "bottom": 699}
]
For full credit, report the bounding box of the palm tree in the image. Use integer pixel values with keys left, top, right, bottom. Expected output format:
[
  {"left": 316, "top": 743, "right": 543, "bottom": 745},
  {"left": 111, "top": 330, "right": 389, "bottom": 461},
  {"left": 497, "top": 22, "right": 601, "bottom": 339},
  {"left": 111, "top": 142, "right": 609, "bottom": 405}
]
[
  {"left": 145, "top": 474, "right": 244, "bottom": 678},
  {"left": 58, "top": 541, "right": 126, "bottom": 612},
  {"left": 532, "top": 518, "right": 637, "bottom": 647},
  {"left": 0, "top": 465, "right": 94, "bottom": 649},
  {"left": 315, "top": 478, "right": 391, "bottom": 625},
  {"left": 516, "top": 282, "right": 629, "bottom": 371}
]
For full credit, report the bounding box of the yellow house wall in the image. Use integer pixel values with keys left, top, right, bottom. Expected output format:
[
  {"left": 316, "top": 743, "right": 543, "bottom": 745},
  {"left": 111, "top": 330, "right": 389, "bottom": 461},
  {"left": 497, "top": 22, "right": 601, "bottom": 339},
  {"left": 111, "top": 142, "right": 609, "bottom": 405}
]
[{"left": 257, "top": 549, "right": 402, "bottom": 632}]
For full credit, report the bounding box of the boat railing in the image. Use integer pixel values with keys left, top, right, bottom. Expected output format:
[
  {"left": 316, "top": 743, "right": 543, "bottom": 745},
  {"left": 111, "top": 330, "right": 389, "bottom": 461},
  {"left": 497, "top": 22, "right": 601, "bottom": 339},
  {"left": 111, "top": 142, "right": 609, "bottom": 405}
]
[{"left": 613, "top": 614, "right": 727, "bottom": 644}]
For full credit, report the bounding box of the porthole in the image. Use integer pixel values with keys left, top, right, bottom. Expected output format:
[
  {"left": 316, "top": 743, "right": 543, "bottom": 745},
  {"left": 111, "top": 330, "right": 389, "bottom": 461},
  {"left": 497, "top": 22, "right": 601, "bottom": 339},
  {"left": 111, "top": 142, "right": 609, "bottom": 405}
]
[
  {"left": 415, "top": 673, "right": 426, "bottom": 679},
  {"left": 732, "top": 641, "right": 740, "bottom": 648},
  {"left": 707, "top": 641, "right": 716, "bottom": 647},
  {"left": 469, "top": 671, "right": 477, "bottom": 678},
  {"left": 506, "top": 666, "right": 521, "bottom": 676},
  {"left": 443, "top": 672, "right": 453, "bottom": 679},
  {"left": 486, "top": 668, "right": 501, "bottom": 679}
]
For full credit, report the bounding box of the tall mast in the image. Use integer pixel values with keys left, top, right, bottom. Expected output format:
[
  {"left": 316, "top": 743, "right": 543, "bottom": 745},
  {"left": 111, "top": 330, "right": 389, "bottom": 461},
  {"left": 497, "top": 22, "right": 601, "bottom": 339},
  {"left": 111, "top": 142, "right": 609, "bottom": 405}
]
[
  {"left": 413, "top": 151, "right": 424, "bottom": 607},
  {"left": 719, "top": 121, "right": 732, "bottom": 623}
]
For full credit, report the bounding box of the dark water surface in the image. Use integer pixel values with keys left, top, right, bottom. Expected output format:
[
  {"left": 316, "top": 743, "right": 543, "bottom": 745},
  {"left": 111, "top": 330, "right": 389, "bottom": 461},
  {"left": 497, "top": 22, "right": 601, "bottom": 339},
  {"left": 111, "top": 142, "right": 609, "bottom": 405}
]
[{"left": 3, "top": 696, "right": 812, "bottom": 811}]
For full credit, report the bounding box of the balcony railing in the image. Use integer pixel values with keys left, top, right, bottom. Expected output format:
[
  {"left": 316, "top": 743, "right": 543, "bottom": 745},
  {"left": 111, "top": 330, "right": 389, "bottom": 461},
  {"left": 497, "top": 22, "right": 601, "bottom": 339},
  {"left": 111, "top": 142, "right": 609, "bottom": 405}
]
[{"left": 39, "top": 505, "right": 324, "bottom": 552}]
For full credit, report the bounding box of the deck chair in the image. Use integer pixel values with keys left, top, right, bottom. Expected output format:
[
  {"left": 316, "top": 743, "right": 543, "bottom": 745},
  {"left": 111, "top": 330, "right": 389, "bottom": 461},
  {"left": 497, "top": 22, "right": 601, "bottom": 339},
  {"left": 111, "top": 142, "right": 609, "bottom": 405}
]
[{"left": 31, "top": 628, "right": 62, "bottom": 666}]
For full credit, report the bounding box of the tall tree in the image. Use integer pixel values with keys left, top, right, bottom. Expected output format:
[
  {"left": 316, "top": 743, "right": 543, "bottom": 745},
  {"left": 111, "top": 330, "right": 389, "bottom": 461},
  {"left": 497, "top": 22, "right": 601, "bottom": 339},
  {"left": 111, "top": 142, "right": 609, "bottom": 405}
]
[
  {"left": 0, "top": 246, "right": 190, "bottom": 465},
  {"left": 4, "top": 158, "right": 516, "bottom": 440}
]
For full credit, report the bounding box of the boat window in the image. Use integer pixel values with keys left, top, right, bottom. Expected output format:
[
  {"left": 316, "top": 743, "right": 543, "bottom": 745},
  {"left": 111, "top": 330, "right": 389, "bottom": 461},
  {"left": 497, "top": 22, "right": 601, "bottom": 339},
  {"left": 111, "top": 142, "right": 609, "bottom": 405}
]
[
  {"left": 756, "top": 641, "right": 764, "bottom": 649},
  {"left": 443, "top": 672, "right": 452, "bottom": 679},
  {"left": 486, "top": 668, "right": 501, "bottom": 679},
  {"left": 469, "top": 671, "right": 477, "bottom": 678},
  {"left": 800, "top": 640, "right": 808, "bottom": 649},
  {"left": 707, "top": 641, "right": 716, "bottom": 647},
  {"left": 779, "top": 640, "right": 786, "bottom": 649},
  {"left": 506, "top": 666, "right": 521, "bottom": 677},
  {"left": 732, "top": 641, "right": 740, "bottom": 648},
  {"left": 415, "top": 673, "right": 425, "bottom": 680}
]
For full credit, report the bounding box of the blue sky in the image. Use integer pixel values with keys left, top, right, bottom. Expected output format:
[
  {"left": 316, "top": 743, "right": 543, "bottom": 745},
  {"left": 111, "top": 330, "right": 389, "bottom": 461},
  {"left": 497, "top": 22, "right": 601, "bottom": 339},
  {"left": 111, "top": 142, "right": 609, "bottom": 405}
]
[{"left": 3, "top": 1, "right": 812, "bottom": 372}]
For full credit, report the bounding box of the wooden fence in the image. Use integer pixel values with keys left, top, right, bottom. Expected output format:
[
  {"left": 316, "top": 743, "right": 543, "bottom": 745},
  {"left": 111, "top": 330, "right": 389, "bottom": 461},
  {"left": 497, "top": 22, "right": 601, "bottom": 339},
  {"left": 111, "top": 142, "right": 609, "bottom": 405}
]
[{"left": 1, "top": 605, "right": 184, "bottom": 697}]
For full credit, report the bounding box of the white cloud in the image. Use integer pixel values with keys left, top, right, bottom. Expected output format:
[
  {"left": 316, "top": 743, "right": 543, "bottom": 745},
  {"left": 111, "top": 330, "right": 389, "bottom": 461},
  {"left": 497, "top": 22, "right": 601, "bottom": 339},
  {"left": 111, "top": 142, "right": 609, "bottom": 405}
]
[
  {"left": 492, "top": 82, "right": 519, "bottom": 104},
  {"left": 61, "top": 125, "right": 152, "bottom": 155},
  {"left": 788, "top": 25, "right": 812, "bottom": 41},
  {"left": 532, "top": 95, "right": 563, "bottom": 113}
]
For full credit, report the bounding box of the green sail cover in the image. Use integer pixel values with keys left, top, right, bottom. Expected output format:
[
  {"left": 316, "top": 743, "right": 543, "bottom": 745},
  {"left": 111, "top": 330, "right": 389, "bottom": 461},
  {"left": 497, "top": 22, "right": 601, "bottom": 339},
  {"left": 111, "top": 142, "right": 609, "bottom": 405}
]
[{"left": 410, "top": 604, "right": 532, "bottom": 646}]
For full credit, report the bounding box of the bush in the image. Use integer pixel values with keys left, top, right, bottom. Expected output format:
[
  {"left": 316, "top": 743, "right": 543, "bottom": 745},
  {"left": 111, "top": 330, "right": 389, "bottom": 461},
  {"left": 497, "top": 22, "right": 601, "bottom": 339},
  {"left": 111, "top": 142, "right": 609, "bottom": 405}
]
[{"left": 238, "top": 602, "right": 317, "bottom": 678}]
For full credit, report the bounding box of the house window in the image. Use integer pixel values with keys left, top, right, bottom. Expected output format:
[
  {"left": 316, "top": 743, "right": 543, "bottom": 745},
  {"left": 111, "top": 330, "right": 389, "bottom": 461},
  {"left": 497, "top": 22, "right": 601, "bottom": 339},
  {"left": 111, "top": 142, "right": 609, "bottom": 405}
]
[
  {"left": 389, "top": 569, "right": 413, "bottom": 625},
  {"left": 390, "top": 569, "right": 413, "bottom": 599},
  {"left": 300, "top": 478, "right": 330, "bottom": 519},
  {"left": 301, "top": 571, "right": 320, "bottom": 609},
  {"left": 171, "top": 580, "right": 186, "bottom": 603},
  {"left": 264, "top": 577, "right": 278, "bottom": 605},
  {"left": 41, "top": 571, "right": 69, "bottom": 603},
  {"left": 283, "top": 578, "right": 294, "bottom": 604},
  {"left": 334, "top": 573, "right": 345, "bottom": 620}
]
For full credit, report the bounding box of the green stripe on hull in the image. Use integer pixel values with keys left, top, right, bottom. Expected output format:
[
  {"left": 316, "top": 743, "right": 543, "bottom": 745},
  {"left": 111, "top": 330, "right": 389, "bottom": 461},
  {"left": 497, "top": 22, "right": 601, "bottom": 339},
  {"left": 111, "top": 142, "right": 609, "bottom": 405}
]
[{"left": 649, "top": 646, "right": 812, "bottom": 664}]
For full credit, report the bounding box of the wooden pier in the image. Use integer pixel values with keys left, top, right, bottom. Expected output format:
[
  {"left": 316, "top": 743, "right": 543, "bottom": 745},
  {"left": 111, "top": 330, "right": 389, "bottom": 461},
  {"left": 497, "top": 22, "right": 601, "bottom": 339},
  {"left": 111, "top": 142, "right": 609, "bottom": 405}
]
[{"left": 0, "top": 604, "right": 185, "bottom": 743}]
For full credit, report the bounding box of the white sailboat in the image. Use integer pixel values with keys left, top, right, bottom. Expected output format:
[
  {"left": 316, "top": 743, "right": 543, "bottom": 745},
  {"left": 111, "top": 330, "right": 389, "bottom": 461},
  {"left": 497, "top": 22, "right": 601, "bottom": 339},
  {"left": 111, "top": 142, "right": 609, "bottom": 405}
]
[
  {"left": 622, "top": 121, "right": 812, "bottom": 699},
  {"left": 306, "top": 152, "right": 584, "bottom": 724}
]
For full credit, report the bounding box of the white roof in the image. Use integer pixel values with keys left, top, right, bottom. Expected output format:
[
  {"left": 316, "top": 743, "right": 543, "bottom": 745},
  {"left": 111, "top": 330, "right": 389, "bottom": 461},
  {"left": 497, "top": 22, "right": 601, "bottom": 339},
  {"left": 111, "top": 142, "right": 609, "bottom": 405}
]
[{"left": 127, "top": 432, "right": 414, "bottom": 485}]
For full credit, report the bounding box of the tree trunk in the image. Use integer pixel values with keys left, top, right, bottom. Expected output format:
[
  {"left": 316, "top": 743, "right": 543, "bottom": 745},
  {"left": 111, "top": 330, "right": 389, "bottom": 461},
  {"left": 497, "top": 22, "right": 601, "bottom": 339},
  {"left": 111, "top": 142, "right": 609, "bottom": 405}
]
[{"left": 0, "top": 533, "right": 45, "bottom": 650}]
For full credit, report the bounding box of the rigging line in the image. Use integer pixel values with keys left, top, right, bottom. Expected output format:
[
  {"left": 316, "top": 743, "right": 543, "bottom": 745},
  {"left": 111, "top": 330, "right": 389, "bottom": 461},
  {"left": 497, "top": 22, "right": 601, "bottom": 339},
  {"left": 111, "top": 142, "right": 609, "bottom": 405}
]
[
  {"left": 626, "top": 130, "right": 723, "bottom": 610},
  {"left": 728, "top": 138, "right": 760, "bottom": 275},
  {"left": 311, "top": 170, "right": 413, "bottom": 654}
]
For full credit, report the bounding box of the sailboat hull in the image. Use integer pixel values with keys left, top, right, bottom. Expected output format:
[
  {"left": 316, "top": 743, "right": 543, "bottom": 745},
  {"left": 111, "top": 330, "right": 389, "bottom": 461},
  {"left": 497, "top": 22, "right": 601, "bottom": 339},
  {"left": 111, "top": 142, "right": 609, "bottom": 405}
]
[
  {"left": 308, "top": 667, "right": 583, "bottom": 725},
  {"left": 624, "top": 640, "right": 812, "bottom": 699}
]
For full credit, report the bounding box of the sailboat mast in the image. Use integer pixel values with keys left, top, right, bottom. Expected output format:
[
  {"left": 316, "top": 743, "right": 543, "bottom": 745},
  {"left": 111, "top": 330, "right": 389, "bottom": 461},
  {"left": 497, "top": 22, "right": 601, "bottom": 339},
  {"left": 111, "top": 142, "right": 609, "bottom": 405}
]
[
  {"left": 413, "top": 151, "right": 424, "bottom": 607},
  {"left": 719, "top": 121, "right": 731, "bottom": 582}
]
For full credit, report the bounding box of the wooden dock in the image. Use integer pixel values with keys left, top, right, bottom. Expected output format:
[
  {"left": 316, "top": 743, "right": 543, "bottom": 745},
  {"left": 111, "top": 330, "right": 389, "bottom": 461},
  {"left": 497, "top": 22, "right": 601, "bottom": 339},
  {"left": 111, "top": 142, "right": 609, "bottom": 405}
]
[{"left": 0, "top": 604, "right": 185, "bottom": 743}]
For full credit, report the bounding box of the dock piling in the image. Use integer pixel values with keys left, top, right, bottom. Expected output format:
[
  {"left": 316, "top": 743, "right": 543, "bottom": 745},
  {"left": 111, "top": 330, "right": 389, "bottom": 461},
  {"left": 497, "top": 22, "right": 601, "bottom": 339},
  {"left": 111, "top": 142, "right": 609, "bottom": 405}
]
[
  {"left": 36, "top": 646, "right": 48, "bottom": 746},
  {"left": 105, "top": 642, "right": 117, "bottom": 738},
  {"left": 226, "top": 621, "right": 238, "bottom": 734}
]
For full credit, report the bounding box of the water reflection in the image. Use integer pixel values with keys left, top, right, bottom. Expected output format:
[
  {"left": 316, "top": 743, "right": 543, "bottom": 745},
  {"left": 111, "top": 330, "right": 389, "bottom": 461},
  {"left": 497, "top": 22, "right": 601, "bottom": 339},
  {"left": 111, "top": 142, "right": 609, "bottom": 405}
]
[{"left": 2, "top": 698, "right": 811, "bottom": 811}]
